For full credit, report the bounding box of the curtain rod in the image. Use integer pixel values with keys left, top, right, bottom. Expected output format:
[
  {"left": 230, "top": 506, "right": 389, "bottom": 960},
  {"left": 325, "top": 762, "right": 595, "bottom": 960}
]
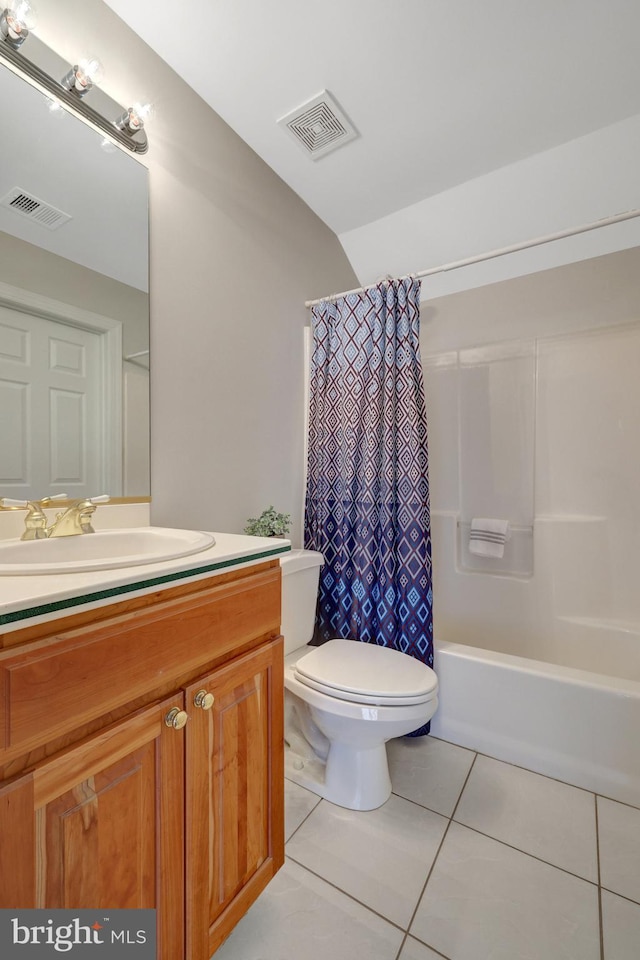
[{"left": 304, "top": 208, "right": 640, "bottom": 308}]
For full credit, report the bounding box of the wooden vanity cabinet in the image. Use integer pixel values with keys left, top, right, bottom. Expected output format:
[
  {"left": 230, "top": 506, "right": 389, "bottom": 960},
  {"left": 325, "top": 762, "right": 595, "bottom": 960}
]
[
  {"left": 0, "top": 559, "right": 285, "bottom": 960},
  {"left": 185, "top": 640, "right": 284, "bottom": 958},
  {"left": 0, "top": 695, "right": 186, "bottom": 958}
]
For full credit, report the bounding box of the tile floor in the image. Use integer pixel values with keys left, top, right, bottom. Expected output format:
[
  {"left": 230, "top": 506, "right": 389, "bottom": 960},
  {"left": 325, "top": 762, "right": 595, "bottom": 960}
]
[{"left": 214, "top": 736, "right": 640, "bottom": 960}]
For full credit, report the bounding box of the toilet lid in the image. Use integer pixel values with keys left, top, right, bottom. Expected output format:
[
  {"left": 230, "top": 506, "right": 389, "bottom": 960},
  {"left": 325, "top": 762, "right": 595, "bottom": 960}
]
[{"left": 293, "top": 639, "right": 438, "bottom": 706}]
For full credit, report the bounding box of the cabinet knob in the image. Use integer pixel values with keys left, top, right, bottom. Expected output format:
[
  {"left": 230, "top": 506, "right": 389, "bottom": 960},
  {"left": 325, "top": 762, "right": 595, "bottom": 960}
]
[
  {"left": 193, "top": 689, "right": 215, "bottom": 710},
  {"left": 165, "top": 707, "right": 188, "bottom": 730}
]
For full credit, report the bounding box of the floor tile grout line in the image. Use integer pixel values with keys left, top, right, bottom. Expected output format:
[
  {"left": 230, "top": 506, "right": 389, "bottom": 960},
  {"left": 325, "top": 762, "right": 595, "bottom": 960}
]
[
  {"left": 390, "top": 784, "right": 600, "bottom": 886},
  {"left": 448, "top": 750, "right": 478, "bottom": 822},
  {"left": 392, "top": 932, "right": 409, "bottom": 959},
  {"left": 284, "top": 736, "right": 638, "bottom": 959},
  {"left": 397, "top": 933, "right": 453, "bottom": 960},
  {"left": 390, "top": 743, "right": 602, "bottom": 887},
  {"left": 449, "top": 819, "right": 600, "bottom": 887},
  {"left": 600, "top": 886, "right": 640, "bottom": 909},
  {"left": 595, "top": 792, "right": 640, "bottom": 813},
  {"left": 287, "top": 794, "right": 640, "bottom": 909},
  {"left": 284, "top": 794, "right": 323, "bottom": 845},
  {"left": 428, "top": 735, "right": 640, "bottom": 810},
  {"left": 428, "top": 734, "right": 476, "bottom": 755},
  {"left": 301, "top": 734, "right": 639, "bottom": 813},
  {"left": 284, "top": 853, "right": 408, "bottom": 935},
  {"left": 390, "top": 789, "right": 457, "bottom": 821},
  {"left": 286, "top": 759, "right": 470, "bottom": 960},
  {"left": 390, "top": 777, "right": 602, "bottom": 884},
  {"left": 595, "top": 795, "right": 605, "bottom": 960},
  {"left": 394, "top": 752, "right": 480, "bottom": 960},
  {"left": 462, "top": 743, "right": 600, "bottom": 798}
]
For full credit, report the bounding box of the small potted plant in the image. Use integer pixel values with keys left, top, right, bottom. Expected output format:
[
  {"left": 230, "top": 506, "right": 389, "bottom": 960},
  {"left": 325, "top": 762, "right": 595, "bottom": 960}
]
[{"left": 244, "top": 505, "right": 291, "bottom": 538}]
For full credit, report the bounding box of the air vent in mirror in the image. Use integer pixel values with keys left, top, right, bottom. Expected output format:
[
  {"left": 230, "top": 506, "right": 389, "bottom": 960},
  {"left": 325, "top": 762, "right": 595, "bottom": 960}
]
[{"left": 1, "top": 187, "right": 72, "bottom": 230}]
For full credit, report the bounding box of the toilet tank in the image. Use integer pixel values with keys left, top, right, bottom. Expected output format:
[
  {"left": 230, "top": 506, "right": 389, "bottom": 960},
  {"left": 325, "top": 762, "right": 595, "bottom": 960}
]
[{"left": 280, "top": 549, "right": 324, "bottom": 656}]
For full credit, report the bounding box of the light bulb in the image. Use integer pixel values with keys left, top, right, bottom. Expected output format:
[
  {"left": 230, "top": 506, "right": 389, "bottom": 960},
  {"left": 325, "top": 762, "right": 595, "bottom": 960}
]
[
  {"left": 130, "top": 101, "right": 154, "bottom": 128},
  {"left": 1, "top": 1, "right": 37, "bottom": 47},
  {"left": 76, "top": 56, "right": 104, "bottom": 87},
  {"left": 61, "top": 56, "right": 104, "bottom": 98},
  {"left": 116, "top": 101, "right": 154, "bottom": 135}
]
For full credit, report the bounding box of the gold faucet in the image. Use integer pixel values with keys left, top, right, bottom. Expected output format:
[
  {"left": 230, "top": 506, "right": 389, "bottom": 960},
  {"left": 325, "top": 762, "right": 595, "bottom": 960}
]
[
  {"left": 0, "top": 494, "right": 110, "bottom": 539},
  {"left": 0, "top": 495, "right": 68, "bottom": 541},
  {"left": 47, "top": 495, "right": 111, "bottom": 538}
]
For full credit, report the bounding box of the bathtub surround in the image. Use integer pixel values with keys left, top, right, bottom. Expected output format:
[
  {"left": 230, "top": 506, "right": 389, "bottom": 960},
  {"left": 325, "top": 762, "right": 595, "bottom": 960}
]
[
  {"left": 424, "top": 247, "right": 640, "bottom": 668},
  {"left": 305, "top": 279, "right": 433, "bottom": 716},
  {"left": 423, "top": 246, "right": 640, "bottom": 805}
]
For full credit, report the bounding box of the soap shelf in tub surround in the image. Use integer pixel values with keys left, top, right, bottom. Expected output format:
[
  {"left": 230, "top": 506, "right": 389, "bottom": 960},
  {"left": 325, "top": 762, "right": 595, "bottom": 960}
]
[{"left": 457, "top": 520, "right": 533, "bottom": 578}]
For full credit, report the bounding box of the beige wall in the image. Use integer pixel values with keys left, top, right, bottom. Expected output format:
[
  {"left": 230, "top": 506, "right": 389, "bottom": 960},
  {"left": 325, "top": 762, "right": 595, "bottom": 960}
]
[
  {"left": 29, "top": 0, "right": 358, "bottom": 543},
  {"left": 0, "top": 232, "right": 148, "bottom": 356}
]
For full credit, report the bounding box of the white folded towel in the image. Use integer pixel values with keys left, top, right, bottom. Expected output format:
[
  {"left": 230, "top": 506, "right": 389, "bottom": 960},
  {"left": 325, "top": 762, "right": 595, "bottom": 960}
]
[{"left": 468, "top": 518, "right": 510, "bottom": 558}]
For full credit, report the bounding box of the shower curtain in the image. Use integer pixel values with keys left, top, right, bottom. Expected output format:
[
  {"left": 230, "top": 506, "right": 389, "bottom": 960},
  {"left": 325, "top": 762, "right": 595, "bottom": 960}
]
[{"left": 304, "top": 277, "right": 433, "bottom": 732}]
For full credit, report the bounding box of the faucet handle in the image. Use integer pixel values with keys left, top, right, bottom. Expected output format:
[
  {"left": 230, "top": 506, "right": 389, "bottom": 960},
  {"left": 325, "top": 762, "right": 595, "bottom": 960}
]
[
  {"left": 0, "top": 494, "right": 68, "bottom": 509},
  {"left": 75, "top": 495, "right": 110, "bottom": 534},
  {"left": 1, "top": 495, "right": 67, "bottom": 540}
]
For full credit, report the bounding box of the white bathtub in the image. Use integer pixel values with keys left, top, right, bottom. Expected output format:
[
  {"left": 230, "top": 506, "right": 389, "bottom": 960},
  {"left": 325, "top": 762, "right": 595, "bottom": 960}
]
[{"left": 430, "top": 638, "right": 640, "bottom": 807}]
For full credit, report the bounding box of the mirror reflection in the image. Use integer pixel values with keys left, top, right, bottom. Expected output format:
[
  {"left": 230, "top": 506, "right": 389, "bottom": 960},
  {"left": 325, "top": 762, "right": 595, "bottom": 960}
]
[{"left": 0, "top": 61, "right": 149, "bottom": 500}]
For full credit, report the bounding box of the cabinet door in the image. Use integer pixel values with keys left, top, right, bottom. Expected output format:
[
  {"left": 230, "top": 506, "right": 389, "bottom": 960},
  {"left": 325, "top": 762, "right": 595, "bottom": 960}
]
[
  {"left": 185, "top": 637, "right": 284, "bottom": 959},
  {"left": 0, "top": 696, "right": 185, "bottom": 960}
]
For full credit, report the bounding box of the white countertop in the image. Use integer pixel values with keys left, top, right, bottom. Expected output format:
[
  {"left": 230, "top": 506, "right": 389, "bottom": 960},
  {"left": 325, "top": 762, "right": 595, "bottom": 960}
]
[{"left": 0, "top": 531, "right": 290, "bottom": 633}]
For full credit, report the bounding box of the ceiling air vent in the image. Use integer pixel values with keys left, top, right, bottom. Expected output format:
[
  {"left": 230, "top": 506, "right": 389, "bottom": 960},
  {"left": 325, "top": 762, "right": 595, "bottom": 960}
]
[
  {"left": 0, "top": 188, "right": 72, "bottom": 230},
  {"left": 278, "top": 90, "right": 357, "bottom": 160}
]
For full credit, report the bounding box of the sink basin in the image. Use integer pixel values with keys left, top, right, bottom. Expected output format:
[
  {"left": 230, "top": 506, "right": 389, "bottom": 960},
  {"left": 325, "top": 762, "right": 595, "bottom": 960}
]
[{"left": 0, "top": 527, "right": 216, "bottom": 575}]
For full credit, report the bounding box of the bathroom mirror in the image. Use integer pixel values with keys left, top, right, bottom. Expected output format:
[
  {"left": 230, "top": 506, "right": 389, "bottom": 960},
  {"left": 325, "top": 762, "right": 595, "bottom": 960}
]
[{"left": 0, "top": 58, "right": 149, "bottom": 501}]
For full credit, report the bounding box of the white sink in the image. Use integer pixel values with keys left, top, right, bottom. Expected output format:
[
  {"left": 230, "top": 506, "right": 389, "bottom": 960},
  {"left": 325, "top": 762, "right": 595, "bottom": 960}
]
[{"left": 0, "top": 527, "right": 216, "bottom": 575}]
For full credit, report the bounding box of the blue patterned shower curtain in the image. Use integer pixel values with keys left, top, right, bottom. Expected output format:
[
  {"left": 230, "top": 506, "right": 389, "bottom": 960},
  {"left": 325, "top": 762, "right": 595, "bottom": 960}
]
[{"left": 304, "top": 278, "right": 433, "bottom": 731}]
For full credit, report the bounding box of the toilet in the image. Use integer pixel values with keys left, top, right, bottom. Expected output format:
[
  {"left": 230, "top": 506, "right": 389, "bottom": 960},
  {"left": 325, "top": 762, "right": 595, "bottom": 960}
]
[{"left": 281, "top": 549, "right": 438, "bottom": 811}]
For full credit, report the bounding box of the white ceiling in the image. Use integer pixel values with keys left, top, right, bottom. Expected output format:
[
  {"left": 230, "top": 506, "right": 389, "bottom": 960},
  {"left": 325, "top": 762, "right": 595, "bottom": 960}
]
[{"left": 102, "top": 0, "right": 640, "bottom": 238}]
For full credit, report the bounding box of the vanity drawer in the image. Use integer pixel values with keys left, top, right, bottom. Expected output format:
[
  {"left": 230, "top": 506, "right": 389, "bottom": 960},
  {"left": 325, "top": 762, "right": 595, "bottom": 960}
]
[{"left": 0, "top": 565, "right": 281, "bottom": 757}]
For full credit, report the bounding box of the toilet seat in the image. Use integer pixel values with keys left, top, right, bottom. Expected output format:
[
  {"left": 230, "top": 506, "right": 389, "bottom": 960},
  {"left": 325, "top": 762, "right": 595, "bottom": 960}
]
[{"left": 293, "top": 638, "right": 438, "bottom": 707}]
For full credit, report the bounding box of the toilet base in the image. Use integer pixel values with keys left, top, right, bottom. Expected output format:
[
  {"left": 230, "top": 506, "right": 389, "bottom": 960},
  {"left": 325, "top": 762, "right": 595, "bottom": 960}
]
[
  {"left": 285, "top": 739, "right": 392, "bottom": 811},
  {"left": 285, "top": 748, "right": 329, "bottom": 799}
]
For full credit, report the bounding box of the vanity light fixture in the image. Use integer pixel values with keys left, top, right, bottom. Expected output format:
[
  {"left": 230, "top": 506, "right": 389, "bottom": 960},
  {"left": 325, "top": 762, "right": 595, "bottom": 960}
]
[
  {"left": 0, "top": 26, "right": 150, "bottom": 153},
  {"left": 0, "top": 1, "right": 36, "bottom": 48},
  {"left": 61, "top": 56, "right": 104, "bottom": 98}
]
